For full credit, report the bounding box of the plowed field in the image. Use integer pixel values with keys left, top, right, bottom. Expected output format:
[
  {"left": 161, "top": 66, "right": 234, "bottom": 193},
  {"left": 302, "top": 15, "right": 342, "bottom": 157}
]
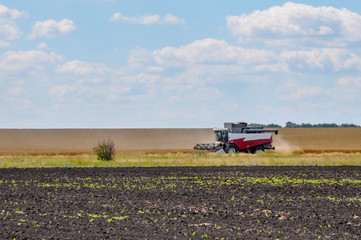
[{"left": 1, "top": 167, "right": 361, "bottom": 239}]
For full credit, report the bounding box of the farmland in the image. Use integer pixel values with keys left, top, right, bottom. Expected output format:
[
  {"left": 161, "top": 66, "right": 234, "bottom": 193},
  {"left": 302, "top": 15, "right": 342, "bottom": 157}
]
[
  {"left": 1, "top": 167, "right": 361, "bottom": 239},
  {"left": 0, "top": 128, "right": 361, "bottom": 239},
  {"left": 275, "top": 128, "right": 361, "bottom": 154},
  {"left": 0, "top": 128, "right": 361, "bottom": 155}
]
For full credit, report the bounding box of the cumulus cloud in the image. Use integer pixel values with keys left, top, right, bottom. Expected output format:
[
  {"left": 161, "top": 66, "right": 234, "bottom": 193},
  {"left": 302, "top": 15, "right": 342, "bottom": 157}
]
[
  {"left": 284, "top": 86, "right": 323, "bottom": 100},
  {"left": 3, "top": 2, "right": 361, "bottom": 127},
  {"left": 107, "top": 87, "right": 132, "bottom": 101},
  {"left": 28, "top": 19, "right": 76, "bottom": 39},
  {"left": 227, "top": 2, "right": 361, "bottom": 48},
  {"left": 48, "top": 85, "right": 75, "bottom": 98},
  {"left": 0, "top": 4, "right": 26, "bottom": 47},
  {"left": 280, "top": 48, "right": 361, "bottom": 72},
  {"left": 134, "top": 38, "right": 278, "bottom": 67},
  {"left": 0, "top": 4, "right": 24, "bottom": 19},
  {"left": 7, "top": 86, "right": 26, "bottom": 97},
  {"left": 37, "top": 42, "right": 48, "bottom": 49},
  {"left": 127, "top": 38, "right": 291, "bottom": 88},
  {"left": 54, "top": 60, "right": 133, "bottom": 101},
  {"left": 110, "top": 13, "right": 185, "bottom": 25},
  {"left": 275, "top": 79, "right": 325, "bottom": 102},
  {"left": 130, "top": 38, "right": 361, "bottom": 75},
  {"left": 337, "top": 76, "right": 361, "bottom": 87},
  {"left": 56, "top": 60, "right": 121, "bottom": 76},
  {"left": 331, "top": 76, "right": 361, "bottom": 102},
  {"left": 0, "top": 50, "right": 63, "bottom": 76}
]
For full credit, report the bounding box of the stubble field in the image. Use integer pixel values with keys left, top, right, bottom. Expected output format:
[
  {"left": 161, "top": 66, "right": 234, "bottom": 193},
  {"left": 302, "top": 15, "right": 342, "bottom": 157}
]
[{"left": 0, "top": 128, "right": 360, "bottom": 155}]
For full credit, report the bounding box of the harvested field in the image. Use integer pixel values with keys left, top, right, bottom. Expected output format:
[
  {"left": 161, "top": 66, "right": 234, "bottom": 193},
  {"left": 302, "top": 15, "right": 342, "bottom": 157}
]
[
  {"left": 1, "top": 166, "right": 361, "bottom": 239},
  {"left": 0, "top": 129, "right": 213, "bottom": 155},
  {"left": 0, "top": 128, "right": 360, "bottom": 155},
  {"left": 275, "top": 128, "right": 361, "bottom": 154}
]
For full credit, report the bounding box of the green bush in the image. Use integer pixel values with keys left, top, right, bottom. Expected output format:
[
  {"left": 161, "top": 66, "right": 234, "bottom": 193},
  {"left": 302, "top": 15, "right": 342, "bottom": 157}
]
[{"left": 93, "top": 139, "right": 115, "bottom": 161}]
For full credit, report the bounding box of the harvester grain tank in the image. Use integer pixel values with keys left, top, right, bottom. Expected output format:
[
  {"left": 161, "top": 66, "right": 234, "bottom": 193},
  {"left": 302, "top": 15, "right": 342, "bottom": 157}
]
[{"left": 194, "top": 122, "right": 278, "bottom": 154}]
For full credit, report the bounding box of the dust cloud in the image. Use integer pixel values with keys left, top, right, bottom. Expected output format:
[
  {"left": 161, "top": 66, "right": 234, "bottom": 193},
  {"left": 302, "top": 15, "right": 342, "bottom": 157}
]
[{"left": 273, "top": 134, "right": 299, "bottom": 154}]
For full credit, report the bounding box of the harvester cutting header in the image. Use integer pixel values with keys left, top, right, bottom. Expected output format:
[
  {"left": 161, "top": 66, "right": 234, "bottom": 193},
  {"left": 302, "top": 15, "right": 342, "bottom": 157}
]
[{"left": 194, "top": 122, "right": 278, "bottom": 154}]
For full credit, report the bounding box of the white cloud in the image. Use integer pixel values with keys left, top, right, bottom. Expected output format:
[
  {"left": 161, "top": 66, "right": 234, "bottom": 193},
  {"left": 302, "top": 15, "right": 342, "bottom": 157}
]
[
  {"left": 0, "top": 41, "right": 10, "bottom": 48},
  {"left": 336, "top": 76, "right": 361, "bottom": 100},
  {"left": 110, "top": 13, "right": 185, "bottom": 25},
  {"left": 147, "top": 66, "right": 164, "bottom": 72},
  {"left": 0, "top": 4, "right": 26, "bottom": 47},
  {"left": 107, "top": 87, "right": 132, "bottom": 101},
  {"left": 56, "top": 60, "right": 121, "bottom": 76},
  {"left": 337, "top": 76, "right": 361, "bottom": 87},
  {"left": 329, "top": 76, "right": 361, "bottom": 102},
  {"left": 7, "top": 86, "right": 26, "bottom": 97},
  {"left": 130, "top": 38, "right": 361, "bottom": 76},
  {"left": 227, "top": 2, "right": 361, "bottom": 47},
  {"left": 110, "top": 13, "right": 120, "bottom": 21},
  {"left": 280, "top": 48, "right": 361, "bottom": 71},
  {"left": 3, "top": 3, "right": 361, "bottom": 127},
  {"left": 48, "top": 85, "right": 75, "bottom": 98},
  {"left": 0, "top": 4, "right": 24, "bottom": 19},
  {"left": 128, "top": 38, "right": 292, "bottom": 91},
  {"left": 254, "top": 63, "right": 289, "bottom": 72},
  {"left": 53, "top": 60, "right": 134, "bottom": 102},
  {"left": 275, "top": 79, "right": 325, "bottom": 101},
  {"left": 163, "top": 14, "right": 185, "bottom": 24},
  {"left": 147, "top": 38, "right": 277, "bottom": 66},
  {"left": 284, "top": 86, "right": 323, "bottom": 100},
  {"left": 0, "top": 50, "right": 63, "bottom": 76},
  {"left": 1, "top": 95, "right": 32, "bottom": 109},
  {"left": 28, "top": 19, "right": 76, "bottom": 39},
  {"left": 37, "top": 42, "right": 48, "bottom": 49}
]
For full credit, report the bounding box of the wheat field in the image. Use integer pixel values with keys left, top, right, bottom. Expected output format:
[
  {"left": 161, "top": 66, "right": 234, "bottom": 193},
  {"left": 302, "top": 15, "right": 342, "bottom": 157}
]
[
  {"left": 0, "top": 128, "right": 360, "bottom": 155},
  {"left": 274, "top": 128, "right": 361, "bottom": 154}
]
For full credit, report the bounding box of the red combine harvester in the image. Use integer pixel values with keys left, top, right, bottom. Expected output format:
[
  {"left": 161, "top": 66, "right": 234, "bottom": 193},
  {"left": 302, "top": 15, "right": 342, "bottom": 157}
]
[{"left": 194, "top": 122, "right": 278, "bottom": 154}]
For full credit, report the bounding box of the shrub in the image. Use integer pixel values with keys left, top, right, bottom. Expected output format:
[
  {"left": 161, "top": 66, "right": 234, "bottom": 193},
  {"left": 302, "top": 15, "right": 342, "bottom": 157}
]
[{"left": 93, "top": 139, "right": 115, "bottom": 161}]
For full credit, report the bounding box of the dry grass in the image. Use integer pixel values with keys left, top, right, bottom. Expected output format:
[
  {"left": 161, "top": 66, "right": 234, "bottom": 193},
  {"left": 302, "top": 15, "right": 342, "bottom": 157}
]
[{"left": 0, "top": 152, "right": 360, "bottom": 168}]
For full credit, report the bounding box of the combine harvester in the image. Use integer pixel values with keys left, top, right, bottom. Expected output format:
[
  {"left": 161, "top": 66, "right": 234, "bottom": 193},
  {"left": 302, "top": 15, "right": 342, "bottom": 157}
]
[{"left": 194, "top": 122, "right": 278, "bottom": 154}]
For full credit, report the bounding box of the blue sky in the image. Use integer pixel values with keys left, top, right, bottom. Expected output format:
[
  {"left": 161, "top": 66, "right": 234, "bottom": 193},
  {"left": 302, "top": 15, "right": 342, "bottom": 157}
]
[{"left": 1, "top": 0, "right": 361, "bottom": 128}]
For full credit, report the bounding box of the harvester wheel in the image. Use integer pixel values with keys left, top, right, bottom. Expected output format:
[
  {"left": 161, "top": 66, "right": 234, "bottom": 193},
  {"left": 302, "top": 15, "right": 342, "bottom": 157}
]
[
  {"left": 228, "top": 146, "right": 238, "bottom": 154},
  {"left": 254, "top": 146, "right": 264, "bottom": 154}
]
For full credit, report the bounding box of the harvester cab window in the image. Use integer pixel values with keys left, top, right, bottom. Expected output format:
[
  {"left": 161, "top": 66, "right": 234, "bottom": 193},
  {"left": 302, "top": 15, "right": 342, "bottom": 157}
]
[
  {"left": 215, "top": 130, "right": 228, "bottom": 142},
  {"left": 215, "top": 131, "right": 221, "bottom": 142},
  {"left": 222, "top": 130, "right": 228, "bottom": 142}
]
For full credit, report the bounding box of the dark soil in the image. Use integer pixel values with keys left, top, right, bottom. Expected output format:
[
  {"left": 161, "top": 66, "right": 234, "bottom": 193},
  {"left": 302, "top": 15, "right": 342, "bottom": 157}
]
[{"left": 1, "top": 166, "right": 361, "bottom": 239}]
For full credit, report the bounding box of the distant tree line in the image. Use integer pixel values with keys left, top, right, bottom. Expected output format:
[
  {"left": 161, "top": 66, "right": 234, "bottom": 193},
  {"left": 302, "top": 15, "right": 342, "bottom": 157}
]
[
  {"left": 285, "top": 121, "right": 360, "bottom": 128},
  {"left": 248, "top": 122, "right": 360, "bottom": 128}
]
